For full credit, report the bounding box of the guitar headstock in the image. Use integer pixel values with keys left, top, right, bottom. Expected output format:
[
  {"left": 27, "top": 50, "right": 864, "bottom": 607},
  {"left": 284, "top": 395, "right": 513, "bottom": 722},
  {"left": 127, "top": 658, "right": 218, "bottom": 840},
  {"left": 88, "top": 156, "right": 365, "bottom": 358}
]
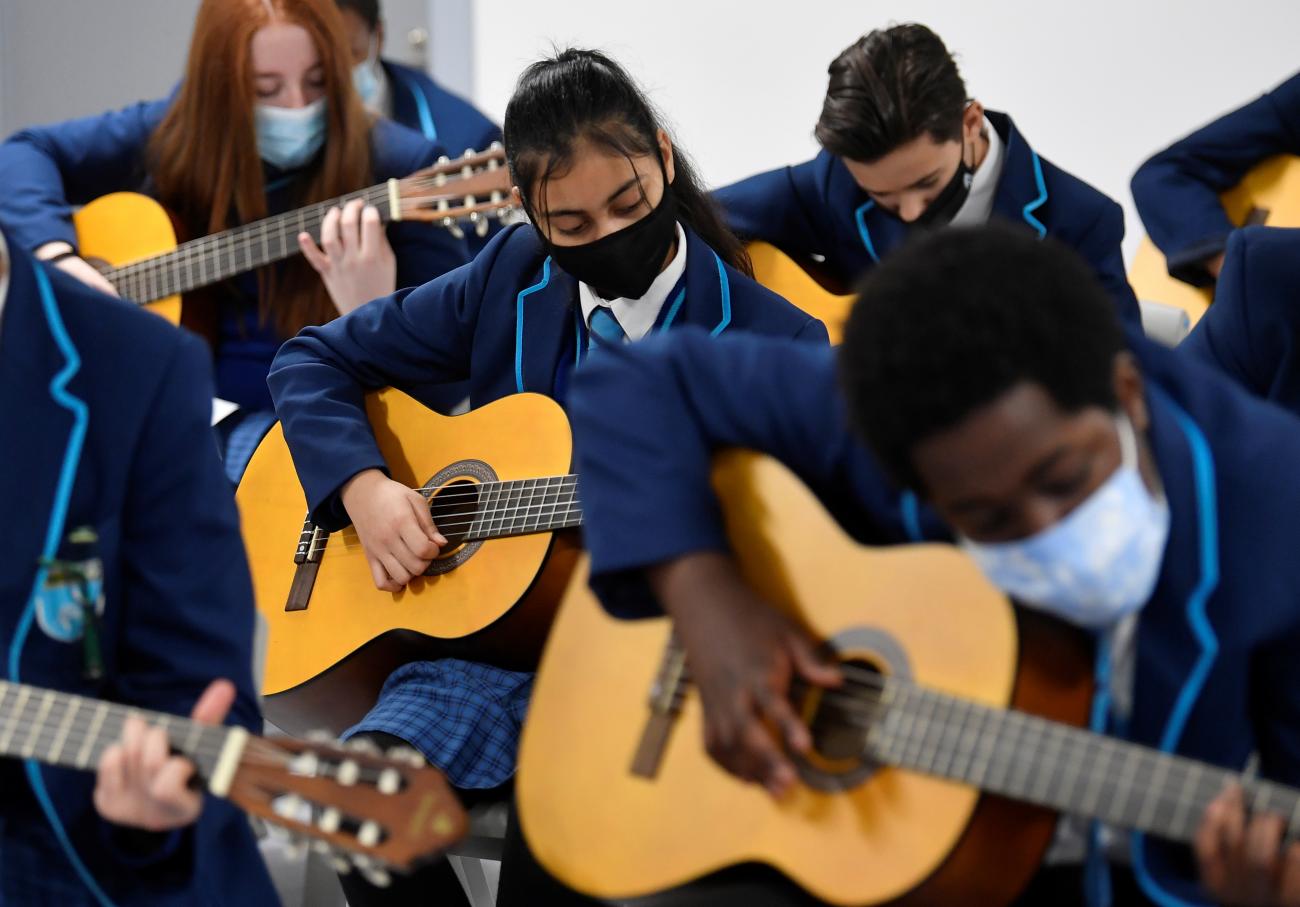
[
  {"left": 396, "top": 143, "right": 517, "bottom": 239},
  {"left": 225, "top": 733, "right": 467, "bottom": 886}
]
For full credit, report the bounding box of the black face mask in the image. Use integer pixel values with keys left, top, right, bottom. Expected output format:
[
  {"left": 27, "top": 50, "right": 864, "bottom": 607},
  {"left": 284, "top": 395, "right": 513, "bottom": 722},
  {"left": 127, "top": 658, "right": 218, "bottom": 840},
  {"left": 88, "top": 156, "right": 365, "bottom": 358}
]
[
  {"left": 893, "top": 145, "right": 974, "bottom": 231},
  {"left": 542, "top": 179, "right": 677, "bottom": 301}
]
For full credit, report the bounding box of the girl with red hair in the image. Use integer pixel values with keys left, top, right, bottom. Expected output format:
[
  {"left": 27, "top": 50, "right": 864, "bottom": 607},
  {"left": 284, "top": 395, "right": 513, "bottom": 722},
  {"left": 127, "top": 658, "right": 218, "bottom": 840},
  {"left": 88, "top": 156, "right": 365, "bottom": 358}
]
[{"left": 0, "top": 0, "right": 467, "bottom": 480}]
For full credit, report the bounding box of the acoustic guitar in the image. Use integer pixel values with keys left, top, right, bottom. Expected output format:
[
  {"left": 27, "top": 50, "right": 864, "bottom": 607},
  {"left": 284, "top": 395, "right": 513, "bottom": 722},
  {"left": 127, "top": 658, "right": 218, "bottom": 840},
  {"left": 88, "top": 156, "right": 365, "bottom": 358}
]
[
  {"left": 237, "top": 390, "right": 581, "bottom": 737},
  {"left": 1129, "top": 154, "right": 1300, "bottom": 327},
  {"left": 518, "top": 451, "right": 1298, "bottom": 905},
  {"left": 747, "top": 241, "right": 855, "bottom": 343},
  {"left": 71, "top": 146, "right": 513, "bottom": 325},
  {"left": 0, "top": 677, "right": 466, "bottom": 884}
]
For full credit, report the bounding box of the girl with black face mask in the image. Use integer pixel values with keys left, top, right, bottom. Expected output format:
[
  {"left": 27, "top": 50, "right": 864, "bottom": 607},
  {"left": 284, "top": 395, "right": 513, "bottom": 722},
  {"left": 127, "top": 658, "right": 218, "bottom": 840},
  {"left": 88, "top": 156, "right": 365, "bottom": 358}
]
[{"left": 266, "top": 47, "right": 827, "bottom": 907}]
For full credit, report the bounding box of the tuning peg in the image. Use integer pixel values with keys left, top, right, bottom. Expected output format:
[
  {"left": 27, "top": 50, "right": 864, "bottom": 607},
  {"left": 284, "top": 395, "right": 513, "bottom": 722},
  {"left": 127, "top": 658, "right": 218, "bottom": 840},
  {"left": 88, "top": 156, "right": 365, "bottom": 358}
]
[
  {"left": 437, "top": 155, "right": 450, "bottom": 165},
  {"left": 312, "top": 839, "right": 333, "bottom": 856},
  {"left": 276, "top": 794, "right": 307, "bottom": 820},
  {"left": 358, "top": 820, "right": 382, "bottom": 848},
  {"left": 361, "top": 865, "right": 393, "bottom": 888},
  {"left": 441, "top": 217, "right": 465, "bottom": 241},
  {"left": 337, "top": 759, "right": 360, "bottom": 786},
  {"left": 329, "top": 853, "right": 353, "bottom": 875},
  {"left": 283, "top": 835, "right": 308, "bottom": 860},
  {"left": 305, "top": 729, "right": 333, "bottom": 744},
  {"left": 347, "top": 737, "right": 380, "bottom": 755},
  {"left": 386, "top": 745, "right": 425, "bottom": 767},
  {"left": 289, "top": 751, "right": 320, "bottom": 776},
  {"left": 318, "top": 807, "right": 342, "bottom": 834},
  {"left": 377, "top": 767, "right": 402, "bottom": 795}
]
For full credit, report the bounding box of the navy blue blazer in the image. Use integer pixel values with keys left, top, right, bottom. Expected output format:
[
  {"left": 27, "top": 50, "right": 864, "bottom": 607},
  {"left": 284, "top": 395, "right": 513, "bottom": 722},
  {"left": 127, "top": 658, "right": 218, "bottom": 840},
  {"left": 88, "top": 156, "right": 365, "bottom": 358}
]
[
  {"left": 568, "top": 327, "right": 1300, "bottom": 906},
  {"left": 1180, "top": 225, "right": 1300, "bottom": 411},
  {"left": 715, "top": 111, "right": 1141, "bottom": 326},
  {"left": 1132, "top": 72, "right": 1300, "bottom": 286},
  {"left": 0, "top": 234, "right": 275, "bottom": 905},
  {"left": 268, "top": 222, "right": 828, "bottom": 530},
  {"left": 0, "top": 97, "right": 469, "bottom": 411}
]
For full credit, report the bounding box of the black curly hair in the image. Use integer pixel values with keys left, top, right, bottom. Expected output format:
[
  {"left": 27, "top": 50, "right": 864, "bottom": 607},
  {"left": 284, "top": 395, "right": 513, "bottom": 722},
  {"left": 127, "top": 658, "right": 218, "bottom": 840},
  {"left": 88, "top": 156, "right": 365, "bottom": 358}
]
[{"left": 837, "top": 224, "right": 1126, "bottom": 491}]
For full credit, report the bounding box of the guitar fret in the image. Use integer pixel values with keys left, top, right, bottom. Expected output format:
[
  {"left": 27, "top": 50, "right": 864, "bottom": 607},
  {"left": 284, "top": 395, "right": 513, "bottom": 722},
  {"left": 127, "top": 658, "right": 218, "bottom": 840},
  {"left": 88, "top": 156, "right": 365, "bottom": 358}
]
[
  {"left": 1135, "top": 749, "right": 1171, "bottom": 831},
  {"left": 76, "top": 702, "right": 111, "bottom": 769},
  {"left": 21, "top": 690, "right": 56, "bottom": 758},
  {"left": 0, "top": 686, "right": 32, "bottom": 753},
  {"left": 48, "top": 696, "right": 82, "bottom": 765}
]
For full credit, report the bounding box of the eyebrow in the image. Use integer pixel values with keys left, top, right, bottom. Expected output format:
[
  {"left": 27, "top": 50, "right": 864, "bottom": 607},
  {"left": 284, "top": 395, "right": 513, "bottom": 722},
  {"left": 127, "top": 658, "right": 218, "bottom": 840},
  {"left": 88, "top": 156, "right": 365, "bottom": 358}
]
[
  {"left": 545, "top": 176, "right": 641, "bottom": 219},
  {"left": 862, "top": 168, "right": 943, "bottom": 197},
  {"left": 944, "top": 446, "right": 1073, "bottom": 513}
]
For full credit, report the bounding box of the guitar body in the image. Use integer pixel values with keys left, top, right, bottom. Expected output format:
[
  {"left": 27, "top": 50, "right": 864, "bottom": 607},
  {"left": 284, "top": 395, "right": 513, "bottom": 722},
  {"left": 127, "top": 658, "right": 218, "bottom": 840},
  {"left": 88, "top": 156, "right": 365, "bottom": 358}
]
[
  {"left": 238, "top": 390, "right": 579, "bottom": 736},
  {"left": 748, "top": 242, "right": 855, "bottom": 344},
  {"left": 518, "top": 452, "right": 1093, "bottom": 905},
  {"left": 72, "top": 192, "right": 182, "bottom": 324},
  {"left": 1129, "top": 155, "right": 1300, "bottom": 326}
]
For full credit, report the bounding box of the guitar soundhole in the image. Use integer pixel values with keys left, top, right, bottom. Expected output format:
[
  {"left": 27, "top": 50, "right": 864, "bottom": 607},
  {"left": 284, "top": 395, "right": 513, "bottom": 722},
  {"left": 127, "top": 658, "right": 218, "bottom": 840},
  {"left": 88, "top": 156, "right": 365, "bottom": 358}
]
[
  {"left": 794, "top": 627, "right": 911, "bottom": 792},
  {"left": 420, "top": 459, "right": 498, "bottom": 576}
]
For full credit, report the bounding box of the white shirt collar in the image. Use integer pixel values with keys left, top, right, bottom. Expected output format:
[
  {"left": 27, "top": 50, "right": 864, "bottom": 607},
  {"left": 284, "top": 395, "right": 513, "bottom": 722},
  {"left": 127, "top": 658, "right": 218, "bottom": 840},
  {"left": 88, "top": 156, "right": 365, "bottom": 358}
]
[
  {"left": 950, "top": 115, "right": 1005, "bottom": 227},
  {"left": 578, "top": 221, "right": 688, "bottom": 342},
  {"left": 370, "top": 61, "right": 394, "bottom": 122}
]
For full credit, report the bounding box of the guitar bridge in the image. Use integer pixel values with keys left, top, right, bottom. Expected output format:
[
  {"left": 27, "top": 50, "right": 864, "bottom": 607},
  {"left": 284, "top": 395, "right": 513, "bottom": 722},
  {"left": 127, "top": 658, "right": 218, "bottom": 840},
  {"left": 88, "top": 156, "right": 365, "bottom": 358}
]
[
  {"left": 630, "top": 633, "right": 688, "bottom": 779},
  {"left": 286, "top": 513, "right": 329, "bottom": 612}
]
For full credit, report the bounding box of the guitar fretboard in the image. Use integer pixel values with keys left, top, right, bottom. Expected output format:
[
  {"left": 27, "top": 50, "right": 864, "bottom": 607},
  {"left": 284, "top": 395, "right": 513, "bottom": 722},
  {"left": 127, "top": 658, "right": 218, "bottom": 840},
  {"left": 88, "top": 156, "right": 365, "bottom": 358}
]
[
  {"left": 0, "top": 679, "right": 229, "bottom": 779},
  {"left": 463, "top": 475, "right": 582, "bottom": 541},
  {"left": 104, "top": 183, "right": 395, "bottom": 305},
  {"left": 867, "top": 679, "right": 1300, "bottom": 844}
]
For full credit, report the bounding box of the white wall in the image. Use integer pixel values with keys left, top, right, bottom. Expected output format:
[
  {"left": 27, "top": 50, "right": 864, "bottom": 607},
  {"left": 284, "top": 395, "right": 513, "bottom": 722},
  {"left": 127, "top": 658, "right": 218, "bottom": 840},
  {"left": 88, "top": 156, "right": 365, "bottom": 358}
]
[{"left": 471, "top": 0, "right": 1300, "bottom": 261}]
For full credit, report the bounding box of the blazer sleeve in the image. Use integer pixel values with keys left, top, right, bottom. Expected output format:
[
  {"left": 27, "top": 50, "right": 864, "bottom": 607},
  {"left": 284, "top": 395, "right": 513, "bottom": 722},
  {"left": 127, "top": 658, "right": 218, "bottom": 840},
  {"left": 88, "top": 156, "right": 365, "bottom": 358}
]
[
  {"left": 104, "top": 330, "right": 262, "bottom": 870},
  {"left": 1131, "top": 72, "right": 1300, "bottom": 286},
  {"left": 0, "top": 100, "right": 168, "bottom": 252},
  {"left": 1075, "top": 200, "right": 1142, "bottom": 327},
  {"left": 713, "top": 157, "right": 832, "bottom": 257},
  {"left": 267, "top": 235, "right": 506, "bottom": 528},
  {"left": 382, "top": 136, "right": 472, "bottom": 289},
  {"left": 1179, "top": 227, "right": 1272, "bottom": 395},
  {"left": 568, "top": 329, "right": 929, "bottom": 619}
]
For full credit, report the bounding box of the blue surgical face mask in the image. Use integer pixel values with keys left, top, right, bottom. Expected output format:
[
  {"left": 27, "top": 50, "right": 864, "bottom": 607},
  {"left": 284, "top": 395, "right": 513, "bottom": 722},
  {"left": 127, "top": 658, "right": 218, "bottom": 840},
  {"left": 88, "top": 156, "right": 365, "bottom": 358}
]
[
  {"left": 958, "top": 412, "right": 1170, "bottom": 629},
  {"left": 352, "top": 37, "right": 382, "bottom": 109},
  {"left": 255, "top": 98, "right": 327, "bottom": 171}
]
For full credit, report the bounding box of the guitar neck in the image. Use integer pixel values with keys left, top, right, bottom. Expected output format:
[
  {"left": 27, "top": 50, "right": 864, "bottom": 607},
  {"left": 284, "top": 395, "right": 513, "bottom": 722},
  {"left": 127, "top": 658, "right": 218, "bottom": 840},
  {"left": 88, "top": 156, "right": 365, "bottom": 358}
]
[
  {"left": 462, "top": 474, "right": 583, "bottom": 542},
  {"left": 102, "top": 183, "right": 397, "bottom": 306},
  {"left": 0, "top": 679, "right": 240, "bottom": 792},
  {"left": 869, "top": 679, "right": 1300, "bottom": 845}
]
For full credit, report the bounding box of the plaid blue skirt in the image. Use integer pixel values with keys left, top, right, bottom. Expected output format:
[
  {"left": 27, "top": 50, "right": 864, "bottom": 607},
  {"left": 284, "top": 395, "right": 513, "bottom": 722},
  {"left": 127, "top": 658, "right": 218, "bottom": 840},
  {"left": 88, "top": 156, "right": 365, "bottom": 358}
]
[{"left": 342, "top": 659, "right": 534, "bottom": 789}]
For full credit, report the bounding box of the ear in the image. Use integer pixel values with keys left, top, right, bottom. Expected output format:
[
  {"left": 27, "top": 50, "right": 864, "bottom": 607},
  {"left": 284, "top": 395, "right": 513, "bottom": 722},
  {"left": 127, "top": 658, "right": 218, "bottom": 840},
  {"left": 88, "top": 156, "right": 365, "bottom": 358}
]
[
  {"left": 962, "top": 100, "right": 985, "bottom": 143},
  {"left": 375, "top": 20, "right": 386, "bottom": 52},
  {"left": 1112, "top": 351, "right": 1149, "bottom": 431},
  {"left": 657, "top": 128, "right": 676, "bottom": 185}
]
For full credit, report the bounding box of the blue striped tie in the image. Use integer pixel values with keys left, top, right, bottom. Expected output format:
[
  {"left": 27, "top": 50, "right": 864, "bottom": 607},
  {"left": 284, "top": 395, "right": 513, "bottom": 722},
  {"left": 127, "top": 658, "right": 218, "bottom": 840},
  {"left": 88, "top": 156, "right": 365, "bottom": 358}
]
[{"left": 588, "top": 306, "right": 627, "bottom": 348}]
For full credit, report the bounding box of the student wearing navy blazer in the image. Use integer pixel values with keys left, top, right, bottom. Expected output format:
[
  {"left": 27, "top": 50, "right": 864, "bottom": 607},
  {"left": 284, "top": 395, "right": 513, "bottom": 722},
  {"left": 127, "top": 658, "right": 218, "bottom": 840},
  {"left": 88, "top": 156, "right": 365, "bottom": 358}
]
[
  {"left": 1179, "top": 225, "right": 1300, "bottom": 414},
  {"left": 568, "top": 228, "right": 1300, "bottom": 906},
  {"left": 269, "top": 48, "right": 826, "bottom": 907},
  {"left": 0, "top": 230, "right": 275, "bottom": 906},
  {"left": 0, "top": 0, "right": 469, "bottom": 479},
  {"left": 1132, "top": 72, "right": 1300, "bottom": 286},
  {"left": 715, "top": 24, "right": 1140, "bottom": 327}
]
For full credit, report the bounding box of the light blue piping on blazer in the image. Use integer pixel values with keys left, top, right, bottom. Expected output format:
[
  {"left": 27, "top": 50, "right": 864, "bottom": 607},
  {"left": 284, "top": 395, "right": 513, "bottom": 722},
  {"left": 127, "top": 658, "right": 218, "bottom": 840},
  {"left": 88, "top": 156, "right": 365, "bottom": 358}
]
[
  {"left": 397, "top": 70, "right": 438, "bottom": 143},
  {"left": 709, "top": 252, "right": 732, "bottom": 336},
  {"left": 9, "top": 261, "right": 117, "bottom": 907},
  {"left": 1022, "top": 150, "right": 1049, "bottom": 238},
  {"left": 1130, "top": 390, "right": 1221, "bottom": 907},
  {"left": 514, "top": 256, "right": 553, "bottom": 393},
  {"left": 853, "top": 200, "right": 881, "bottom": 263}
]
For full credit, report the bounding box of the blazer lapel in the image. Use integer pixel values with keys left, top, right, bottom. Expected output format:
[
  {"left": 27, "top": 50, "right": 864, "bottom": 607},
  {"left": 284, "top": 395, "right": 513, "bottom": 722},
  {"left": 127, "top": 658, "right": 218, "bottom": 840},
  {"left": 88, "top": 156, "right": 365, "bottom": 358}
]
[
  {"left": 987, "top": 111, "right": 1050, "bottom": 237},
  {"left": 515, "top": 257, "right": 579, "bottom": 394}
]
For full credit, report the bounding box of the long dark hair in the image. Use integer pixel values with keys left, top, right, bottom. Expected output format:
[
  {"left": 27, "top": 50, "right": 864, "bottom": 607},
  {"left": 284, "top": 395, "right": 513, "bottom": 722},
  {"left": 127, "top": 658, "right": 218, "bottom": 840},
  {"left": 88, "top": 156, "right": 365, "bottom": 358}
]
[{"left": 503, "top": 48, "right": 751, "bottom": 276}]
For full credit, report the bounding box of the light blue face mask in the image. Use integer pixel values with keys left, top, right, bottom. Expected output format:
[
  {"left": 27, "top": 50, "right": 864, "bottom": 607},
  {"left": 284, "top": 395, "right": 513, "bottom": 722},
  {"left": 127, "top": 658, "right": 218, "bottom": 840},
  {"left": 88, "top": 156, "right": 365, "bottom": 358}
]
[
  {"left": 352, "top": 38, "right": 382, "bottom": 109},
  {"left": 959, "top": 412, "right": 1170, "bottom": 629},
  {"left": 255, "top": 98, "right": 327, "bottom": 171}
]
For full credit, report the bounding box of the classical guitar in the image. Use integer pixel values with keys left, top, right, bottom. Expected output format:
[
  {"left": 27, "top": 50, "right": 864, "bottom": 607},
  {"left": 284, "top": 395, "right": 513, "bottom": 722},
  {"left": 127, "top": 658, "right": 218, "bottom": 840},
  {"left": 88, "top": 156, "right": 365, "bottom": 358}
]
[
  {"left": 0, "top": 678, "right": 467, "bottom": 884},
  {"left": 747, "top": 241, "right": 855, "bottom": 343},
  {"left": 237, "top": 390, "right": 581, "bottom": 737},
  {"left": 518, "top": 451, "right": 1299, "bottom": 906},
  {"left": 72, "top": 145, "right": 513, "bottom": 325},
  {"left": 1129, "top": 154, "right": 1300, "bottom": 327}
]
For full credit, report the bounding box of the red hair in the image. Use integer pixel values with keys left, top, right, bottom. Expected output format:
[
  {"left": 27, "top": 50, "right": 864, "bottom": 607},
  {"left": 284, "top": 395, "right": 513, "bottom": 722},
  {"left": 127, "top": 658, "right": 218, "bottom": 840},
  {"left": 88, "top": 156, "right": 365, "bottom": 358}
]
[{"left": 149, "top": 0, "right": 372, "bottom": 338}]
